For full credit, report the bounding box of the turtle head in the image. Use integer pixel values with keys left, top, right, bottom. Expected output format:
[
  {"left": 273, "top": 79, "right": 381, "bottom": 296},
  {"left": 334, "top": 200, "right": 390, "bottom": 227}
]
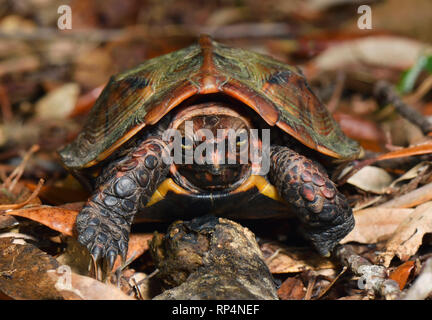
[{"left": 168, "top": 102, "right": 254, "bottom": 192}]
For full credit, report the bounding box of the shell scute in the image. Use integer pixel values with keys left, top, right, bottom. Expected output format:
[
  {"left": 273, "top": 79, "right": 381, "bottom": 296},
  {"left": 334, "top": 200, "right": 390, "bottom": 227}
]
[{"left": 59, "top": 36, "right": 360, "bottom": 169}]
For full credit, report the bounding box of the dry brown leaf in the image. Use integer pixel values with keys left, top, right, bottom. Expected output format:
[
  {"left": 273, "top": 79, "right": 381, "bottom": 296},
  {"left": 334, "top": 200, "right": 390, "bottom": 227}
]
[
  {"left": 379, "top": 202, "right": 432, "bottom": 267},
  {"left": 347, "top": 166, "right": 393, "bottom": 194},
  {"left": 261, "top": 242, "right": 335, "bottom": 274},
  {"left": 0, "top": 237, "right": 62, "bottom": 299},
  {"left": 30, "top": 184, "right": 89, "bottom": 205},
  {"left": 35, "top": 83, "right": 80, "bottom": 120},
  {"left": 6, "top": 205, "right": 78, "bottom": 236},
  {"left": 0, "top": 214, "right": 18, "bottom": 229},
  {"left": 277, "top": 276, "right": 305, "bottom": 300},
  {"left": 305, "top": 36, "right": 427, "bottom": 78},
  {"left": 403, "top": 257, "right": 432, "bottom": 300},
  {"left": 48, "top": 266, "right": 135, "bottom": 300},
  {"left": 341, "top": 208, "right": 413, "bottom": 244},
  {"left": 6, "top": 206, "right": 153, "bottom": 269},
  {"left": 387, "top": 162, "right": 431, "bottom": 191},
  {"left": 376, "top": 142, "right": 432, "bottom": 162},
  {"left": 389, "top": 260, "right": 415, "bottom": 290},
  {"left": 59, "top": 202, "right": 85, "bottom": 211},
  {"left": 112, "top": 233, "right": 153, "bottom": 271}
]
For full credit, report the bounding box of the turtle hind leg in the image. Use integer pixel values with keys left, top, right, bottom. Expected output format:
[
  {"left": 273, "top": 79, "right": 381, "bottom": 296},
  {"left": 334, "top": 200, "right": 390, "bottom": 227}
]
[
  {"left": 76, "top": 137, "right": 169, "bottom": 270},
  {"left": 268, "top": 145, "right": 354, "bottom": 256}
]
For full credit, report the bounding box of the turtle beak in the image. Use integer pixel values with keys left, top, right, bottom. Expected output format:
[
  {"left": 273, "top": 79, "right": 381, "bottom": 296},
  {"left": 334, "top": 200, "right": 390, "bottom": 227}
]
[{"left": 210, "top": 151, "right": 222, "bottom": 174}]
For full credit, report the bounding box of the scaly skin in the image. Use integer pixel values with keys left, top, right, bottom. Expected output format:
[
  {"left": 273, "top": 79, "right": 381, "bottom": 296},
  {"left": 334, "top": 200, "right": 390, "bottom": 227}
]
[
  {"left": 268, "top": 145, "right": 354, "bottom": 256},
  {"left": 76, "top": 139, "right": 353, "bottom": 267},
  {"left": 75, "top": 137, "right": 169, "bottom": 268}
]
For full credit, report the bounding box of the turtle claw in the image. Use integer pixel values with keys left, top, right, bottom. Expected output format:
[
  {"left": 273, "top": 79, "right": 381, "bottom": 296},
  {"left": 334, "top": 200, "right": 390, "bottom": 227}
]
[
  {"left": 91, "top": 245, "right": 103, "bottom": 262},
  {"left": 76, "top": 206, "right": 131, "bottom": 276},
  {"left": 107, "top": 249, "right": 118, "bottom": 271}
]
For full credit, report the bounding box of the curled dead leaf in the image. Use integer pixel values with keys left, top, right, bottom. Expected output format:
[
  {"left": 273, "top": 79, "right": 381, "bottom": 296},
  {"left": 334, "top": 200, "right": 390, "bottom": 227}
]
[
  {"left": 379, "top": 201, "right": 432, "bottom": 267},
  {"left": 6, "top": 205, "right": 78, "bottom": 237},
  {"left": 347, "top": 166, "right": 393, "bottom": 194},
  {"left": 47, "top": 266, "right": 135, "bottom": 300},
  {"left": 261, "top": 242, "right": 335, "bottom": 274},
  {"left": 389, "top": 260, "right": 415, "bottom": 290},
  {"left": 277, "top": 277, "right": 305, "bottom": 300},
  {"left": 341, "top": 207, "right": 413, "bottom": 244}
]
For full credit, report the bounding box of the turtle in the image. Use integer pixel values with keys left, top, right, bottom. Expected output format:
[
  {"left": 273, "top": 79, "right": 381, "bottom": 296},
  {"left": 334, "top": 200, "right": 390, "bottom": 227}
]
[{"left": 59, "top": 35, "right": 362, "bottom": 269}]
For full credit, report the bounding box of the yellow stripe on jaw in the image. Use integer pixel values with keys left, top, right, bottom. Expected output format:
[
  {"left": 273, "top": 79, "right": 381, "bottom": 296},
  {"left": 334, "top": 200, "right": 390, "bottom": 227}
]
[
  {"left": 232, "top": 175, "right": 283, "bottom": 202},
  {"left": 146, "top": 178, "right": 189, "bottom": 207},
  {"left": 146, "top": 175, "right": 283, "bottom": 207}
]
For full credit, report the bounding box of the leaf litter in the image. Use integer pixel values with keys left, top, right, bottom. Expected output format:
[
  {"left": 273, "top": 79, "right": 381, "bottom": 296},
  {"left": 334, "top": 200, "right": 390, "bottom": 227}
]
[{"left": 1, "top": 0, "right": 432, "bottom": 300}]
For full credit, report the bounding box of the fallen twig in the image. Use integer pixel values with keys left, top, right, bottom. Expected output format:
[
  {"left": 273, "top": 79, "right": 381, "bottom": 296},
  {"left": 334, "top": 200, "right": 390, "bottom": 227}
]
[
  {"left": 0, "top": 23, "right": 293, "bottom": 42},
  {"left": 0, "top": 178, "right": 44, "bottom": 211},
  {"left": 2, "top": 144, "right": 39, "bottom": 192},
  {"left": 374, "top": 80, "right": 432, "bottom": 135},
  {"left": 304, "top": 273, "right": 317, "bottom": 300},
  {"left": 378, "top": 182, "right": 432, "bottom": 208},
  {"left": 334, "top": 245, "right": 401, "bottom": 300},
  {"left": 316, "top": 266, "right": 347, "bottom": 300},
  {"left": 337, "top": 142, "right": 432, "bottom": 185},
  {"left": 406, "top": 74, "right": 432, "bottom": 104}
]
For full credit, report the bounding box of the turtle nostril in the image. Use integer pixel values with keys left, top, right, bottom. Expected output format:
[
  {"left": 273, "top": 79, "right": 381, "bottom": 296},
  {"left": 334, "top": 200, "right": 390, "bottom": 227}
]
[{"left": 209, "top": 166, "right": 221, "bottom": 175}]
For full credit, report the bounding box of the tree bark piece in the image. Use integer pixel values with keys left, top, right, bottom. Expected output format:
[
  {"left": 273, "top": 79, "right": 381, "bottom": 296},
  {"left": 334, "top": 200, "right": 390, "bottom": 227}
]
[{"left": 150, "top": 216, "right": 278, "bottom": 300}]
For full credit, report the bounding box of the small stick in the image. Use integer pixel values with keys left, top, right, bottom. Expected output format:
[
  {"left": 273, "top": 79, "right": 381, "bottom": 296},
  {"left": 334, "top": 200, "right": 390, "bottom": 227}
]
[
  {"left": 406, "top": 74, "right": 432, "bottom": 104},
  {"left": 378, "top": 182, "right": 432, "bottom": 208},
  {"left": 334, "top": 245, "right": 401, "bottom": 300},
  {"left": 316, "top": 266, "right": 347, "bottom": 300},
  {"left": 304, "top": 273, "right": 317, "bottom": 300},
  {"left": 374, "top": 80, "right": 432, "bottom": 135},
  {"left": 0, "top": 178, "right": 44, "bottom": 211},
  {"left": 2, "top": 144, "right": 39, "bottom": 192}
]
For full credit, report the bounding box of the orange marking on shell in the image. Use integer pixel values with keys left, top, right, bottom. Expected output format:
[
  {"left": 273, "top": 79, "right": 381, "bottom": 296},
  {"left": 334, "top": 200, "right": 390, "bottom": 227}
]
[
  {"left": 144, "top": 83, "right": 199, "bottom": 125},
  {"left": 222, "top": 82, "right": 279, "bottom": 125},
  {"left": 199, "top": 74, "right": 220, "bottom": 93},
  {"left": 199, "top": 34, "right": 215, "bottom": 72},
  {"left": 196, "top": 35, "right": 224, "bottom": 93},
  {"left": 85, "top": 123, "right": 147, "bottom": 168},
  {"left": 261, "top": 82, "right": 297, "bottom": 118},
  {"left": 276, "top": 120, "right": 342, "bottom": 159}
]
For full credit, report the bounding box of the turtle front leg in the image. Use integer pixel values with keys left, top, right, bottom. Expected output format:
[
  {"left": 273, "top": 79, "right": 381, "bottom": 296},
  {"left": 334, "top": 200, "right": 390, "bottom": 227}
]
[
  {"left": 76, "top": 137, "right": 169, "bottom": 269},
  {"left": 268, "top": 146, "right": 354, "bottom": 256}
]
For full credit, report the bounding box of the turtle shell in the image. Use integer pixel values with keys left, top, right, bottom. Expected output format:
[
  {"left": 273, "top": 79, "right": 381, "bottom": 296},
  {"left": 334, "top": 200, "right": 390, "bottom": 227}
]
[{"left": 59, "top": 35, "right": 361, "bottom": 169}]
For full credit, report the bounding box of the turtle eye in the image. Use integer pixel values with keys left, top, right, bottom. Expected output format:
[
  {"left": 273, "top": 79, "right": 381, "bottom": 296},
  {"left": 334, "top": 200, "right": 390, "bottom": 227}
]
[
  {"left": 181, "top": 136, "right": 193, "bottom": 150},
  {"left": 236, "top": 135, "right": 247, "bottom": 147}
]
